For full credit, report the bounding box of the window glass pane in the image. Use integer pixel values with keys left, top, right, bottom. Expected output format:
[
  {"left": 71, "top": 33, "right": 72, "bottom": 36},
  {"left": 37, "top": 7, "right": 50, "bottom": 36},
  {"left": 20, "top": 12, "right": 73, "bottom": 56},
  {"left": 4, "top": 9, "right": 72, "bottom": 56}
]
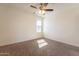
[
  {"left": 36, "top": 20, "right": 42, "bottom": 26},
  {"left": 36, "top": 20, "right": 42, "bottom": 32},
  {"left": 36, "top": 25, "right": 41, "bottom": 32}
]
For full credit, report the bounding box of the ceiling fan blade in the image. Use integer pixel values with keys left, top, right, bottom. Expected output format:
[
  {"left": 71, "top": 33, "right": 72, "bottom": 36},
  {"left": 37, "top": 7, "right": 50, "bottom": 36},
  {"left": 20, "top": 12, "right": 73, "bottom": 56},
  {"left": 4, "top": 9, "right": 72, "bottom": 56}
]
[
  {"left": 44, "top": 9, "right": 53, "bottom": 11},
  {"left": 30, "top": 5, "right": 37, "bottom": 9}
]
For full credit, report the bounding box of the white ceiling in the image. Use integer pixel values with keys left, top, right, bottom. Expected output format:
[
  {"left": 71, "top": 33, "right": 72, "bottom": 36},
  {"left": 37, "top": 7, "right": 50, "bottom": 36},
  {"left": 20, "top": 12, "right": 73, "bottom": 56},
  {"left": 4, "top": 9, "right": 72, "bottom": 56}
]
[
  {"left": 1, "top": 3, "right": 79, "bottom": 15},
  {"left": 0, "top": 3, "right": 55, "bottom": 14}
]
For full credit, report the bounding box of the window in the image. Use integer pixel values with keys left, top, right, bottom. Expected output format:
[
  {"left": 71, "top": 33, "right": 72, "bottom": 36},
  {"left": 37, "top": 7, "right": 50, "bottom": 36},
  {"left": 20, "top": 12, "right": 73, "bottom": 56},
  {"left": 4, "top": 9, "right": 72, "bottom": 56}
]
[{"left": 36, "top": 19, "right": 42, "bottom": 32}]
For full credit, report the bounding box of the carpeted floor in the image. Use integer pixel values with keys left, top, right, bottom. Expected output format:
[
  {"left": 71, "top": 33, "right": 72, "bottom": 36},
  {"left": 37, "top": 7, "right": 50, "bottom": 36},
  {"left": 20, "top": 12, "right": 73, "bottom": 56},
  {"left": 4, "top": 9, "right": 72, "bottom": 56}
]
[{"left": 0, "top": 38, "right": 79, "bottom": 56}]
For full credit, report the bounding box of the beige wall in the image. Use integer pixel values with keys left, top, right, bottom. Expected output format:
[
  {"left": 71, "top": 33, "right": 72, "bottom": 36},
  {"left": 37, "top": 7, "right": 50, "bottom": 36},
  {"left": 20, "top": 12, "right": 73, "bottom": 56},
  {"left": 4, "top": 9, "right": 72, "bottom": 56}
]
[
  {"left": 44, "top": 4, "right": 79, "bottom": 47},
  {"left": 0, "top": 4, "right": 41, "bottom": 46},
  {"left": 1, "top": 3, "right": 79, "bottom": 47}
]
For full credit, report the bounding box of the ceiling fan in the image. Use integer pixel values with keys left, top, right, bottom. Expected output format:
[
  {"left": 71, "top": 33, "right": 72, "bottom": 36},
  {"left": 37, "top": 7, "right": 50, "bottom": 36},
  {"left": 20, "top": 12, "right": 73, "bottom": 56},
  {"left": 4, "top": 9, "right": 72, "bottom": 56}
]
[{"left": 30, "top": 3, "right": 53, "bottom": 15}]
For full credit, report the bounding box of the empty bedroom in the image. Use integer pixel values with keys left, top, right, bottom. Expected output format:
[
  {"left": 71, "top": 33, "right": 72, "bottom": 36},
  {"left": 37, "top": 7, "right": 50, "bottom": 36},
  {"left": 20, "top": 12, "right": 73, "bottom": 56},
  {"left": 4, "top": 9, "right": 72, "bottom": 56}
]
[{"left": 0, "top": 3, "right": 79, "bottom": 56}]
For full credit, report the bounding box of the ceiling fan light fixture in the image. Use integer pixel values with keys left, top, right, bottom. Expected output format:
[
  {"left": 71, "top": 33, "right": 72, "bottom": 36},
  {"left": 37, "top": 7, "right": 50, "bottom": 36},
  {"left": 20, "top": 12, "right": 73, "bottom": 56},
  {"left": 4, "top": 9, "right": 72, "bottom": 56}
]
[{"left": 39, "top": 10, "right": 45, "bottom": 15}]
